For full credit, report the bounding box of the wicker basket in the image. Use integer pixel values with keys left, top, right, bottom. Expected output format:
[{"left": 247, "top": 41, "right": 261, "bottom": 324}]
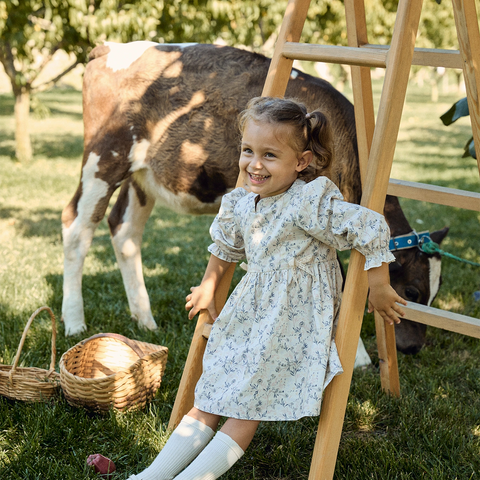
[
  {"left": 0, "top": 306, "right": 60, "bottom": 402},
  {"left": 59, "top": 333, "right": 168, "bottom": 412}
]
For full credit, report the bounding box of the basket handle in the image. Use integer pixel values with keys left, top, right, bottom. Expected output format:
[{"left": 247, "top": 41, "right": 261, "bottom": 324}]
[
  {"left": 9, "top": 306, "right": 57, "bottom": 383},
  {"left": 83, "top": 333, "right": 146, "bottom": 358}
]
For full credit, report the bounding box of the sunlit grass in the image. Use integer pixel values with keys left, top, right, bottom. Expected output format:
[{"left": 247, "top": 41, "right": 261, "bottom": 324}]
[{"left": 0, "top": 79, "right": 479, "bottom": 479}]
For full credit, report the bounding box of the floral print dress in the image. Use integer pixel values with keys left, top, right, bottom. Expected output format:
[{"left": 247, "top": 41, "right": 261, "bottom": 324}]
[{"left": 194, "top": 176, "right": 395, "bottom": 421}]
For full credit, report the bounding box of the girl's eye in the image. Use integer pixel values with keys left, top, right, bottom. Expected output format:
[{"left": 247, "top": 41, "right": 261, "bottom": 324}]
[
  {"left": 265, "top": 152, "right": 276, "bottom": 158},
  {"left": 242, "top": 147, "right": 253, "bottom": 154}
]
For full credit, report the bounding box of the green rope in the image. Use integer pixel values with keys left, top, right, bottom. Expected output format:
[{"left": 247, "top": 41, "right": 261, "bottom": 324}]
[{"left": 420, "top": 241, "right": 480, "bottom": 267}]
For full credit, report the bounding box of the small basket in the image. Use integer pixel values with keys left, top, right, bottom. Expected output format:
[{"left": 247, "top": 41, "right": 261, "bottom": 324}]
[
  {"left": 0, "top": 306, "right": 60, "bottom": 402},
  {"left": 59, "top": 333, "right": 168, "bottom": 412}
]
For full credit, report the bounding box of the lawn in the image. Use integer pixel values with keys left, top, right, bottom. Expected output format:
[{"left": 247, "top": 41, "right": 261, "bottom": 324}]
[{"left": 0, "top": 77, "right": 479, "bottom": 480}]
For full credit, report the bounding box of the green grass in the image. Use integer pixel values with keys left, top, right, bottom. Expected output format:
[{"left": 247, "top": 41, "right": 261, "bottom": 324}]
[{"left": 0, "top": 81, "right": 479, "bottom": 480}]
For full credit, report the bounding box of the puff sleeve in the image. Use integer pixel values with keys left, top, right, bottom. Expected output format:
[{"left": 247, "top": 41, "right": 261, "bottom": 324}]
[
  {"left": 296, "top": 177, "right": 395, "bottom": 270},
  {"left": 207, "top": 188, "right": 248, "bottom": 263}
]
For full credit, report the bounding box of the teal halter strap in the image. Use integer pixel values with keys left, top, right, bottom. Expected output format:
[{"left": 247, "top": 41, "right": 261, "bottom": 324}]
[{"left": 420, "top": 241, "right": 480, "bottom": 267}]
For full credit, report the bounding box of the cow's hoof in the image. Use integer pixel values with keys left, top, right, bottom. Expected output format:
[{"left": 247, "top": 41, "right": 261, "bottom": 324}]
[
  {"left": 63, "top": 318, "right": 87, "bottom": 337},
  {"left": 133, "top": 315, "right": 158, "bottom": 331}
]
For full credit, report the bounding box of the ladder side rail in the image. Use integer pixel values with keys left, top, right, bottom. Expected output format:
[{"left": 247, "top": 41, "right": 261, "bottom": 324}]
[
  {"left": 345, "top": 0, "right": 400, "bottom": 397},
  {"left": 452, "top": 0, "right": 480, "bottom": 174},
  {"left": 361, "top": 2, "right": 424, "bottom": 209},
  {"left": 309, "top": 251, "right": 370, "bottom": 480},
  {"left": 374, "top": 312, "right": 401, "bottom": 397},
  {"left": 309, "top": 1, "right": 424, "bottom": 478},
  {"left": 345, "top": 0, "right": 376, "bottom": 183},
  {"left": 168, "top": 265, "right": 236, "bottom": 430},
  {"left": 262, "top": 0, "right": 311, "bottom": 98}
]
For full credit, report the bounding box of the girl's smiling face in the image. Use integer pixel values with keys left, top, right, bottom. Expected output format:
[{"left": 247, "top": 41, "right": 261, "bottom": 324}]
[{"left": 239, "top": 119, "right": 312, "bottom": 198}]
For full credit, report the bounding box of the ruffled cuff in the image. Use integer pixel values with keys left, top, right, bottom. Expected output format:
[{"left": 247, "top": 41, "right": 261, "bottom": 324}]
[
  {"left": 207, "top": 243, "right": 243, "bottom": 263},
  {"left": 364, "top": 250, "right": 395, "bottom": 271}
]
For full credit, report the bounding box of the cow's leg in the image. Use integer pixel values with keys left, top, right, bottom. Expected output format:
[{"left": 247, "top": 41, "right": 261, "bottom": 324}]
[
  {"left": 62, "top": 153, "right": 117, "bottom": 336},
  {"left": 109, "top": 177, "right": 157, "bottom": 330}
]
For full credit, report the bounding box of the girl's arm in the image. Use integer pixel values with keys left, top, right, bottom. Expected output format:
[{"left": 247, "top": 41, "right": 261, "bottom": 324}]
[
  {"left": 367, "top": 262, "right": 407, "bottom": 325},
  {"left": 185, "top": 254, "right": 233, "bottom": 321}
]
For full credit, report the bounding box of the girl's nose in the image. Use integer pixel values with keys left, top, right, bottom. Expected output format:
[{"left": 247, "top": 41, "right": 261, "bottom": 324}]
[{"left": 249, "top": 156, "right": 263, "bottom": 170}]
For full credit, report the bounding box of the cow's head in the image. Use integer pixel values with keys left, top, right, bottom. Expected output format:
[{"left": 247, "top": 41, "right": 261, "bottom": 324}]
[
  {"left": 389, "top": 227, "right": 449, "bottom": 354},
  {"left": 382, "top": 195, "right": 450, "bottom": 354}
]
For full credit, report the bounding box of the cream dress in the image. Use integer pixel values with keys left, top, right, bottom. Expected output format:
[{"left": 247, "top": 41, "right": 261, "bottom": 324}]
[{"left": 194, "top": 177, "right": 395, "bottom": 421}]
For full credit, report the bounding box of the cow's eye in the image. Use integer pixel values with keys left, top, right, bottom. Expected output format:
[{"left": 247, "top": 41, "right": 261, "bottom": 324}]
[{"left": 404, "top": 286, "right": 420, "bottom": 302}]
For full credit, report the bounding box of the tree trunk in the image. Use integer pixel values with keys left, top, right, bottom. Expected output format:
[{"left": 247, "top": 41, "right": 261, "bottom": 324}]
[{"left": 14, "top": 88, "right": 32, "bottom": 162}]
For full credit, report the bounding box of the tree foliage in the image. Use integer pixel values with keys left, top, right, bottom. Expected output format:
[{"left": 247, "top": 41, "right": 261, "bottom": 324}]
[
  {"left": 0, "top": 0, "right": 229, "bottom": 161},
  {"left": 441, "top": 98, "right": 476, "bottom": 159},
  {"left": 0, "top": 0, "right": 470, "bottom": 161}
]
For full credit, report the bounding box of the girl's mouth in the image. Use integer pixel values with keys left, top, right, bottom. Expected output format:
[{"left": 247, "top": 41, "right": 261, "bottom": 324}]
[{"left": 248, "top": 172, "right": 270, "bottom": 184}]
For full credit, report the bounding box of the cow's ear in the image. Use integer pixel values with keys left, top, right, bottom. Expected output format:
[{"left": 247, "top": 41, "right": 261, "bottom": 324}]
[{"left": 430, "top": 226, "right": 449, "bottom": 245}]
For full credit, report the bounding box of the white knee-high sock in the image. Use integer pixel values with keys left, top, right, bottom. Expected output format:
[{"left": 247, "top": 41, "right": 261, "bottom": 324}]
[
  {"left": 173, "top": 431, "right": 244, "bottom": 480},
  {"left": 128, "top": 416, "right": 215, "bottom": 480}
]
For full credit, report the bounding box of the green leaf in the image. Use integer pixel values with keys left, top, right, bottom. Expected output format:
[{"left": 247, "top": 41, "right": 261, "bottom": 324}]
[
  {"left": 440, "top": 97, "right": 469, "bottom": 125},
  {"left": 30, "top": 94, "right": 51, "bottom": 119},
  {"left": 462, "top": 136, "right": 476, "bottom": 159}
]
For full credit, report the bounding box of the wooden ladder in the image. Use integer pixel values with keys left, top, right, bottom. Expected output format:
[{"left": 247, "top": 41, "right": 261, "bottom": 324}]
[{"left": 169, "top": 0, "right": 480, "bottom": 478}]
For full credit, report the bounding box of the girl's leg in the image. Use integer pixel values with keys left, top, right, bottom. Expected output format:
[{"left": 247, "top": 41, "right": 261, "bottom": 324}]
[
  {"left": 186, "top": 407, "right": 222, "bottom": 432},
  {"left": 173, "top": 418, "right": 259, "bottom": 480},
  {"left": 126, "top": 408, "right": 220, "bottom": 480},
  {"left": 219, "top": 417, "right": 259, "bottom": 451}
]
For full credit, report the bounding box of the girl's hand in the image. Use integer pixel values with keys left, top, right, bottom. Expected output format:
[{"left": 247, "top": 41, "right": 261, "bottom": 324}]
[
  {"left": 185, "top": 285, "right": 219, "bottom": 321},
  {"left": 368, "top": 283, "right": 407, "bottom": 326}
]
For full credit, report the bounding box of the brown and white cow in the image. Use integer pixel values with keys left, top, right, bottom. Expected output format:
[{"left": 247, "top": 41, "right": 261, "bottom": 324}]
[{"left": 62, "top": 42, "right": 448, "bottom": 356}]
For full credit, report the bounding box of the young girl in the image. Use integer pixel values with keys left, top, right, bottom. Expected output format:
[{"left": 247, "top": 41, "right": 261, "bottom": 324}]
[{"left": 89, "top": 96, "right": 406, "bottom": 479}]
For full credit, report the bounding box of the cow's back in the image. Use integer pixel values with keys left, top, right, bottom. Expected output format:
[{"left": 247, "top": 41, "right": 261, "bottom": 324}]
[{"left": 83, "top": 43, "right": 361, "bottom": 209}]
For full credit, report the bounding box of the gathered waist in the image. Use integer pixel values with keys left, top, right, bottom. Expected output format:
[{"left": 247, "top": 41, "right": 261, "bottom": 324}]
[{"left": 239, "top": 257, "right": 338, "bottom": 276}]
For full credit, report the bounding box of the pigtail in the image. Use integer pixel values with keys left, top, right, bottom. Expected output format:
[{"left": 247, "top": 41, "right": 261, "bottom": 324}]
[{"left": 301, "top": 110, "right": 334, "bottom": 182}]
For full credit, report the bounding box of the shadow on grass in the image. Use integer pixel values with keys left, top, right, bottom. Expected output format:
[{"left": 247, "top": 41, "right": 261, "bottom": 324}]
[
  {"left": 0, "top": 140, "right": 84, "bottom": 161},
  {"left": 392, "top": 160, "right": 480, "bottom": 191},
  {"left": 37, "top": 88, "right": 82, "bottom": 104},
  {"left": 4, "top": 207, "right": 62, "bottom": 239},
  {"left": 33, "top": 134, "right": 84, "bottom": 159},
  {"left": 0, "top": 206, "right": 22, "bottom": 219},
  {"left": 0, "top": 91, "right": 83, "bottom": 120},
  {"left": 0, "top": 134, "right": 84, "bottom": 160},
  {"left": 0, "top": 131, "right": 15, "bottom": 158},
  {"left": 38, "top": 107, "right": 83, "bottom": 122},
  {"left": 401, "top": 122, "right": 470, "bottom": 141},
  {"left": 0, "top": 94, "right": 14, "bottom": 116},
  {"left": 405, "top": 92, "right": 465, "bottom": 105},
  {"left": 0, "top": 393, "right": 165, "bottom": 480}
]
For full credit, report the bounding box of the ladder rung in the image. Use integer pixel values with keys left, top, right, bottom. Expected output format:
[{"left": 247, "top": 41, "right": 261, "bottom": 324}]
[
  {"left": 366, "top": 44, "right": 463, "bottom": 69},
  {"left": 283, "top": 43, "right": 387, "bottom": 68},
  {"left": 403, "top": 302, "right": 480, "bottom": 339},
  {"left": 282, "top": 43, "right": 463, "bottom": 70},
  {"left": 388, "top": 179, "right": 480, "bottom": 212}
]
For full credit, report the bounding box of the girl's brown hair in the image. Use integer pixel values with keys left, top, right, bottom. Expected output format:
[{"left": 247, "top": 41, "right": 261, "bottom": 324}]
[{"left": 238, "top": 96, "right": 334, "bottom": 182}]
